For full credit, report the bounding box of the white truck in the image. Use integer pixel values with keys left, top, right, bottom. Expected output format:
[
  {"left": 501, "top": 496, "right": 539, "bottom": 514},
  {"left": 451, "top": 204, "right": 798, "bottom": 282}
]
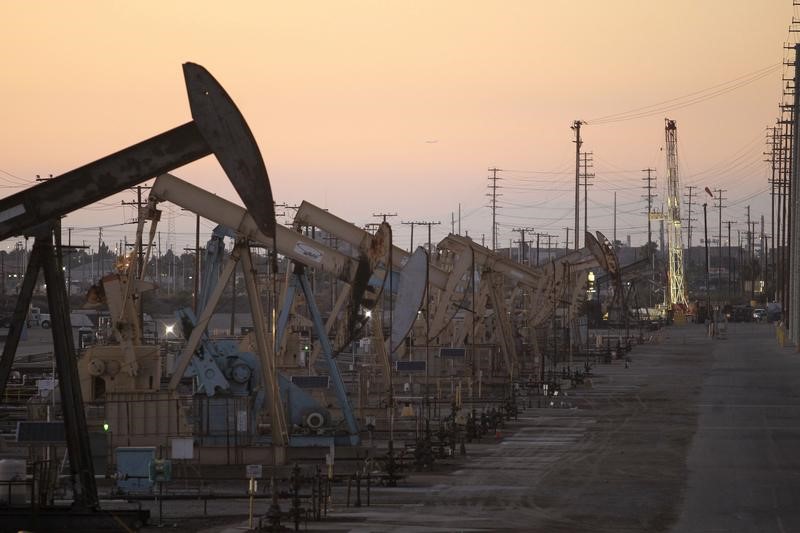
[{"left": 38, "top": 312, "right": 96, "bottom": 350}]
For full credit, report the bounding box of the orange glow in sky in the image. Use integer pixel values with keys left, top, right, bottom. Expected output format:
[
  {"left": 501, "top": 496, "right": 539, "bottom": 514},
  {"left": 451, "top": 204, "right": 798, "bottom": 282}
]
[{"left": 0, "top": 1, "right": 792, "bottom": 250}]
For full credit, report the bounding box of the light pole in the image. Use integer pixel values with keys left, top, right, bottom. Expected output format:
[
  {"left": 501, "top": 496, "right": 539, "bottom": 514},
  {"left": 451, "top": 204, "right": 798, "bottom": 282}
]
[{"left": 703, "top": 202, "right": 710, "bottom": 321}]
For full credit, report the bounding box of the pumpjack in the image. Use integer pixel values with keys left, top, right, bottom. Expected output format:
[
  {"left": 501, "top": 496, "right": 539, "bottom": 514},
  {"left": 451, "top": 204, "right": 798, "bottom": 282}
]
[
  {"left": 0, "top": 63, "right": 277, "bottom": 531},
  {"left": 143, "top": 174, "right": 427, "bottom": 446}
]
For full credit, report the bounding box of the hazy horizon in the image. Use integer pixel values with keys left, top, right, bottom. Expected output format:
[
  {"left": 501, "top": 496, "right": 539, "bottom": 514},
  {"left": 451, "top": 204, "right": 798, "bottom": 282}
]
[{"left": 0, "top": 1, "right": 792, "bottom": 254}]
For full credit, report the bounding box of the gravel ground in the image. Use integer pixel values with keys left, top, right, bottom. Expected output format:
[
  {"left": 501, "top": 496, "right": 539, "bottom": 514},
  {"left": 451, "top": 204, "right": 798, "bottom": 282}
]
[{"left": 138, "top": 323, "right": 800, "bottom": 532}]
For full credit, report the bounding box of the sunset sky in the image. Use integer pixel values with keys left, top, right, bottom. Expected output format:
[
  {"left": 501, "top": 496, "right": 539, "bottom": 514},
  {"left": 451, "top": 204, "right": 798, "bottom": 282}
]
[{"left": 0, "top": 1, "right": 794, "bottom": 254}]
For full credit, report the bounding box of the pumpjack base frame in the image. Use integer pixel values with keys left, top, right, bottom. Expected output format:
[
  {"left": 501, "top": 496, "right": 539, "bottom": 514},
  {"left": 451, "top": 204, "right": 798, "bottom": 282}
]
[
  {"left": 275, "top": 264, "right": 361, "bottom": 446},
  {"left": 0, "top": 506, "right": 150, "bottom": 532},
  {"left": 288, "top": 434, "right": 361, "bottom": 447}
]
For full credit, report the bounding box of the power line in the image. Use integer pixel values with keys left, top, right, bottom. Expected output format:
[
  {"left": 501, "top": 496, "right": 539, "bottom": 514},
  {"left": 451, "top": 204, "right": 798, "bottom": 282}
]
[{"left": 587, "top": 63, "right": 781, "bottom": 125}]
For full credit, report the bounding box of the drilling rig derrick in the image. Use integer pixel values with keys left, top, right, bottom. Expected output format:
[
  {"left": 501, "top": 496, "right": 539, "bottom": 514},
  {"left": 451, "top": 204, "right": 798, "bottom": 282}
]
[{"left": 665, "top": 118, "right": 688, "bottom": 309}]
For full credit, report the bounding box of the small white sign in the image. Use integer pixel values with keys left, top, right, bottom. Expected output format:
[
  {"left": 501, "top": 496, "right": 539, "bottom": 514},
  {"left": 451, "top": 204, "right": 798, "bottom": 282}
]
[
  {"left": 293, "top": 242, "right": 323, "bottom": 263},
  {"left": 246, "top": 464, "right": 263, "bottom": 479},
  {"left": 236, "top": 410, "right": 248, "bottom": 432},
  {"left": 37, "top": 379, "right": 57, "bottom": 397},
  {"left": 171, "top": 437, "right": 194, "bottom": 460}
]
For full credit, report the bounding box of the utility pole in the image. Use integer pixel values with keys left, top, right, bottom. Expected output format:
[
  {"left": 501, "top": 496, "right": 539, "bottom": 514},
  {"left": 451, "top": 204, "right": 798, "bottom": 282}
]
[
  {"left": 487, "top": 168, "right": 502, "bottom": 251},
  {"left": 581, "top": 151, "right": 594, "bottom": 242},
  {"left": 773, "top": 121, "right": 783, "bottom": 304},
  {"left": 122, "top": 184, "right": 153, "bottom": 327},
  {"left": 746, "top": 205, "right": 752, "bottom": 299},
  {"left": 563, "top": 227, "right": 571, "bottom": 252},
  {"left": 0, "top": 253, "right": 5, "bottom": 307},
  {"left": 761, "top": 214, "right": 766, "bottom": 298},
  {"left": 776, "top": 113, "right": 791, "bottom": 309},
  {"left": 373, "top": 212, "right": 397, "bottom": 224},
  {"left": 61, "top": 236, "right": 89, "bottom": 299},
  {"left": 703, "top": 203, "right": 710, "bottom": 315},
  {"left": 178, "top": 207, "right": 202, "bottom": 311},
  {"left": 684, "top": 185, "right": 697, "bottom": 251},
  {"left": 641, "top": 168, "right": 657, "bottom": 248},
  {"left": 613, "top": 192, "right": 617, "bottom": 245},
  {"left": 512, "top": 227, "right": 535, "bottom": 265},
  {"left": 724, "top": 221, "right": 735, "bottom": 300},
  {"left": 404, "top": 221, "right": 441, "bottom": 253},
  {"left": 737, "top": 230, "right": 743, "bottom": 294},
  {"left": 67, "top": 227, "right": 72, "bottom": 295},
  {"left": 714, "top": 189, "right": 727, "bottom": 300},
  {"left": 121, "top": 185, "right": 152, "bottom": 277},
  {"left": 401, "top": 221, "right": 417, "bottom": 252},
  {"left": 782, "top": 41, "right": 799, "bottom": 341},
  {"left": 572, "top": 121, "right": 584, "bottom": 250},
  {"left": 751, "top": 220, "right": 758, "bottom": 300},
  {"left": 545, "top": 233, "right": 554, "bottom": 262},
  {"left": 97, "top": 227, "right": 103, "bottom": 280},
  {"left": 194, "top": 214, "right": 200, "bottom": 313},
  {"left": 403, "top": 221, "right": 440, "bottom": 414},
  {"left": 765, "top": 126, "right": 777, "bottom": 298}
]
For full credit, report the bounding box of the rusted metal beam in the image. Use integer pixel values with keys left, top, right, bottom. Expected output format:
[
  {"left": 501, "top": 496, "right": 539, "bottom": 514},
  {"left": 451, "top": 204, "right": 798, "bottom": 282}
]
[
  {"left": 0, "top": 228, "right": 44, "bottom": 399},
  {"left": 39, "top": 226, "right": 98, "bottom": 508},
  {"left": 0, "top": 122, "right": 207, "bottom": 241}
]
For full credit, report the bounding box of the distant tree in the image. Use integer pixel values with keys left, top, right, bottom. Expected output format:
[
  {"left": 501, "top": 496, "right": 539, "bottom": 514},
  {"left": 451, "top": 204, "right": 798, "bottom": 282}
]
[{"left": 639, "top": 241, "right": 658, "bottom": 258}]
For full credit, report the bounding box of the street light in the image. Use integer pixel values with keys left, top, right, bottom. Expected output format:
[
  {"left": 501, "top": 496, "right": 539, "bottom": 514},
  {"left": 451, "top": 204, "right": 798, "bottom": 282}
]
[{"left": 703, "top": 202, "right": 710, "bottom": 320}]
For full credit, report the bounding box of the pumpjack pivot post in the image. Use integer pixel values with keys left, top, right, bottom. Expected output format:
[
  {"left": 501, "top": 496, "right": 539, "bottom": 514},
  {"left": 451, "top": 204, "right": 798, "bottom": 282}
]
[
  {"left": 39, "top": 224, "right": 99, "bottom": 508},
  {"left": 0, "top": 224, "right": 99, "bottom": 508},
  {"left": 0, "top": 63, "right": 275, "bottom": 517}
]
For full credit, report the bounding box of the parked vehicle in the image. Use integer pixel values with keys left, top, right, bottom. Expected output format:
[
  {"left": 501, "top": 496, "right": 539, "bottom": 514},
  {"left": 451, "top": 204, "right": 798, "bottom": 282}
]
[
  {"left": 753, "top": 308, "right": 767, "bottom": 321},
  {"left": 40, "top": 312, "right": 94, "bottom": 330},
  {"left": 767, "top": 302, "right": 782, "bottom": 322},
  {"left": 728, "top": 305, "right": 753, "bottom": 323}
]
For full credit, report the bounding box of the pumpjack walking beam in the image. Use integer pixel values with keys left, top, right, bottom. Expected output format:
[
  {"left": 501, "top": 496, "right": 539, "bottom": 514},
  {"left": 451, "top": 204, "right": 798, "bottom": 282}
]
[
  {"left": 0, "top": 64, "right": 275, "bottom": 241},
  {"left": 0, "top": 63, "right": 276, "bottom": 518}
]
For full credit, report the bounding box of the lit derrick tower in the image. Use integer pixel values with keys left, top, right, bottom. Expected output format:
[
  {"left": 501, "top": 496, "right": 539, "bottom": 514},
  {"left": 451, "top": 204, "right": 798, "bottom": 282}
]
[{"left": 664, "top": 118, "right": 688, "bottom": 308}]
